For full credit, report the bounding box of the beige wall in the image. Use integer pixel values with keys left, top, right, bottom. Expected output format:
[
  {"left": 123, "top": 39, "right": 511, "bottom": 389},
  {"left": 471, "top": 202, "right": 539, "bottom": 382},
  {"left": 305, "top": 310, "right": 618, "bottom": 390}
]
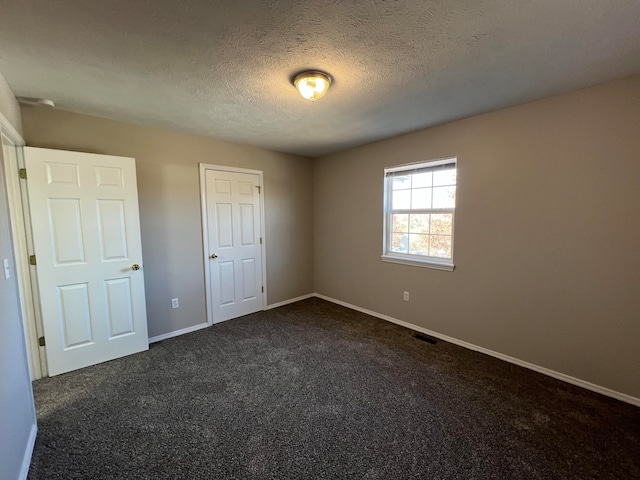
[
  {"left": 314, "top": 75, "right": 640, "bottom": 399},
  {"left": 21, "top": 109, "right": 314, "bottom": 338},
  {"left": 0, "top": 73, "right": 22, "bottom": 134}
]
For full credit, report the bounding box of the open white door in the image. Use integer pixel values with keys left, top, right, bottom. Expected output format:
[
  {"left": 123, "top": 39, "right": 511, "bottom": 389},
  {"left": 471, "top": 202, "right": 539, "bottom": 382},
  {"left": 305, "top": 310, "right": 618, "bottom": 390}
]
[
  {"left": 202, "top": 166, "right": 265, "bottom": 323},
  {"left": 24, "top": 147, "right": 148, "bottom": 376}
]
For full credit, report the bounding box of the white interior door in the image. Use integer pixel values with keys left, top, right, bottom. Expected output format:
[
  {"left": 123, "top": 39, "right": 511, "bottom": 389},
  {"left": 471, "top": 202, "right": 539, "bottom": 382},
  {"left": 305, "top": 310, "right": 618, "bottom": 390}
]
[
  {"left": 203, "top": 166, "right": 265, "bottom": 323},
  {"left": 24, "top": 147, "right": 149, "bottom": 376}
]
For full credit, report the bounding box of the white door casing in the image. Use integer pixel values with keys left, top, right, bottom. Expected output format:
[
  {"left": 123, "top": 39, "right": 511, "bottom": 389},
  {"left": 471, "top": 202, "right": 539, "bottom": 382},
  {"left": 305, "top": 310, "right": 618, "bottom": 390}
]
[
  {"left": 24, "top": 147, "right": 149, "bottom": 376},
  {"left": 200, "top": 165, "right": 266, "bottom": 324},
  {"left": 1, "top": 126, "right": 46, "bottom": 380}
]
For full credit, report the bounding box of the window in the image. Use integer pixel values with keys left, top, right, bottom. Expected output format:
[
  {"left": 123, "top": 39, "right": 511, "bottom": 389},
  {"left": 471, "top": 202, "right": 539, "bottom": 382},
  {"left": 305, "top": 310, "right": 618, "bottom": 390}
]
[{"left": 382, "top": 157, "right": 457, "bottom": 271}]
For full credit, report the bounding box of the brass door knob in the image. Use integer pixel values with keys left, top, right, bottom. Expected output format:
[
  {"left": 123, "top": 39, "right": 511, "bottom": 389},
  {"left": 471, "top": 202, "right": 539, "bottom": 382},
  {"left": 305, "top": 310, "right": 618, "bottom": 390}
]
[
  {"left": 210, "top": 253, "right": 218, "bottom": 259},
  {"left": 132, "top": 264, "right": 141, "bottom": 271}
]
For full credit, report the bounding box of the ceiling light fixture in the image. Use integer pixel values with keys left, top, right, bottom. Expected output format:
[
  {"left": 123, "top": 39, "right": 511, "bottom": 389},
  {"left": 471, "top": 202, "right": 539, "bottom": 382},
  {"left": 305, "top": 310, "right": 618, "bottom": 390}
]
[
  {"left": 293, "top": 71, "right": 332, "bottom": 102},
  {"left": 17, "top": 97, "right": 56, "bottom": 108}
]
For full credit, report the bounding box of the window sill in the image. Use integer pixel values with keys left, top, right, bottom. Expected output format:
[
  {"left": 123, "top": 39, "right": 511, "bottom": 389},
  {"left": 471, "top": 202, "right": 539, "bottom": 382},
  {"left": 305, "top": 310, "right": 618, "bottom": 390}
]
[{"left": 381, "top": 254, "right": 455, "bottom": 271}]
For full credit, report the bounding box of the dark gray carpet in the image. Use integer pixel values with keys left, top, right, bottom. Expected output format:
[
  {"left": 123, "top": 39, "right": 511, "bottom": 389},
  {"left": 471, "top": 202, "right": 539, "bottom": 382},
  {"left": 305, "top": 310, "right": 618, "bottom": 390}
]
[{"left": 29, "top": 298, "right": 640, "bottom": 479}]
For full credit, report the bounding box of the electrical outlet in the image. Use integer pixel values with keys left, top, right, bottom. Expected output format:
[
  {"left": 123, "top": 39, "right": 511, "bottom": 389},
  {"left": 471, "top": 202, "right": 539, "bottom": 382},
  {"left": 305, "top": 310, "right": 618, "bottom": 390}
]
[
  {"left": 171, "top": 298, "right": 179, "bottom": 309},
  {"left": 403, "top": 291, "right": 410, "bottom": 301}
]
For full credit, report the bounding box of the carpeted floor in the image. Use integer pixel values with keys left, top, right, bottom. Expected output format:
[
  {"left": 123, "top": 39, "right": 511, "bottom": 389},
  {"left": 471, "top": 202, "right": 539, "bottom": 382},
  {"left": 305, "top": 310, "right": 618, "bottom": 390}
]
[{"left": 29, "top": 298, "right": 640, "bottom": 479}]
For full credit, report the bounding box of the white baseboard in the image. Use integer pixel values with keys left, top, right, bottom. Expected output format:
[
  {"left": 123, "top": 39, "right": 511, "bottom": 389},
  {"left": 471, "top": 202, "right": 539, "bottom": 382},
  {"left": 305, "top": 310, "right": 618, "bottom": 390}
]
[
  {"left": 143, "top": 292, "right": 640, "bottom": 406},
  {"left": 314, "top": 293, "right": 640, "bottom": 407},
  {"left": 148, "top": 292, "right": 317, "bottom": 344},
  {"left": 265, "top": 293, "right": 315, "bottom": 310},
  {"left": 19, "top": 423, "right": 37, "bottom": 480},
  {"left": 149, "top": 322, "right": 209, "bottom": 344}
]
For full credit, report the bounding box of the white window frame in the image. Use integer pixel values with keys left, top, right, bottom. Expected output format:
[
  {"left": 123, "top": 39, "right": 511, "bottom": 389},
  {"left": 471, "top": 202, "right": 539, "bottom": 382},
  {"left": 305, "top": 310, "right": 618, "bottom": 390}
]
[{"left": 382, "top": 157, "right": 457, "bottom": 271}]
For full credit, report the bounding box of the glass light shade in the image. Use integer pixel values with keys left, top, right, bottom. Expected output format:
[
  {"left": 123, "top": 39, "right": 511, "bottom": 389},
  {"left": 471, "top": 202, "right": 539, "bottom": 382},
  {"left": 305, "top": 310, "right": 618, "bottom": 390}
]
[{"left": 294, "top": 71, "right": 332, "bottom": 101}]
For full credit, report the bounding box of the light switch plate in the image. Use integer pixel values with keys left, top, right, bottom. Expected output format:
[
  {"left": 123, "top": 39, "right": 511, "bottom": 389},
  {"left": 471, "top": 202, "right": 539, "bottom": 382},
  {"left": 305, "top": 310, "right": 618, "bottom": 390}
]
[{"left": 3, "top": 258, "right": 10, "bottom": 280}]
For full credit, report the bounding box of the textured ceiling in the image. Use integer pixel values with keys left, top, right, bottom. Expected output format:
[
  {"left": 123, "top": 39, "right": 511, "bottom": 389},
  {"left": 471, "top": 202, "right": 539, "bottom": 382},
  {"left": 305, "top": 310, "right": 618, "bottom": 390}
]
[{"left": 1, "top": 1, "right": 639, "bottom": 157}]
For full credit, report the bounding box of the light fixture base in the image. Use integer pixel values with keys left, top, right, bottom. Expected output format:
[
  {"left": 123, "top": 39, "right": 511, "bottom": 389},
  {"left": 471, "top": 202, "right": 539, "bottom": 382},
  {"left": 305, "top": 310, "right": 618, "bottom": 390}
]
[
  {"left": 293, "top": 71, "right": 332, "bottom": 102},
  {"left": 17, "top": 97, "right": 56, "bottom": 108}
]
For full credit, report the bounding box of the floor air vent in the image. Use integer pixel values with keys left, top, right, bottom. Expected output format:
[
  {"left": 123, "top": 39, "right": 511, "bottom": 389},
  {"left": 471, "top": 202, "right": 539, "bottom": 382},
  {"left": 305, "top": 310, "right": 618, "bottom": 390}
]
[{"left": 414, "top": 333, "right": 438, "bottom": 345}]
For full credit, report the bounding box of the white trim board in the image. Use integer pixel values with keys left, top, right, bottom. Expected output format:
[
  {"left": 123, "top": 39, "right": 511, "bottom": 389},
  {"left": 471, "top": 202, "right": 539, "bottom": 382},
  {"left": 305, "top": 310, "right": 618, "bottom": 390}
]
[
  {"left": 19, "top": 423, "right": 37, "bottom": 480},
  {"left": 0, "top": 110, "right": 23, "bottom": 145},
  {"left": 148, "top": 294, "right": 315, "bottom": 343},
  {"left": 1, "top": 125, "right": 46, "bottom": 380},
  {"left": 265, "top": 293, "right": 315, "bottom": 310},
  {"left": 149, "top": 322, "right": 209, "bottom": 344},
  {"left": 313, "top": 294, "right": 640, "bottom": 407},
  {"left": 146, "top": 291, "right": 640, "bottom": 407}
]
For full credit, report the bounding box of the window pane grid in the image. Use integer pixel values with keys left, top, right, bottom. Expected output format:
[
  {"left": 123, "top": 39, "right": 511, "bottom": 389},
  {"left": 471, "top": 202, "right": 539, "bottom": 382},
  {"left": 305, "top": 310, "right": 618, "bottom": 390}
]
[
  {"left": 388, "top": 212, "right": 454, "bottom": 259},
  {"left": 390, "top": 208, "right": 454, "bottom": 214},
  {"left": 391, "top": 184, "right": 456, "bottom": 211},
  {"left": 384, "top": 159, "right": 456, "bottom": 265}
]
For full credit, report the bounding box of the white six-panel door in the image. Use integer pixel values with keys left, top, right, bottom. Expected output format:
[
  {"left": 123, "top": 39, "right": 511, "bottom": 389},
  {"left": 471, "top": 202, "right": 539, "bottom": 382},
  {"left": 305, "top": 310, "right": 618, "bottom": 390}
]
[
  {"left": 24, "top": 147, "right": 149, "bottom": 376},
  {"left": 202, "top": 166, "right": 265, "bottom": 323}
]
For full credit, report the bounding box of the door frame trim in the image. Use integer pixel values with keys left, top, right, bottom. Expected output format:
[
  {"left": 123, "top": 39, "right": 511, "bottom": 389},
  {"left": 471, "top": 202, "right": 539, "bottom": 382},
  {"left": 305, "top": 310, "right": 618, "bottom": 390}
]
[
  {"left": 0, "top": 116, "right": 48, "bottom": 380},
  {"left": 199, "top": 163, "right": 267, "bottom": 325}
]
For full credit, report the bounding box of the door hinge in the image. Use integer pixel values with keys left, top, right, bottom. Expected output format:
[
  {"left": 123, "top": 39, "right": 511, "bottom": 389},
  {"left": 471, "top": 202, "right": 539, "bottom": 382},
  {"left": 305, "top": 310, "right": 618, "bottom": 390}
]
[
  {"left": 19, "top": 168, "right": 27, "bottom": 179},
  {"left": 29, "top": 254, "right": 36, "bottom": 266},
  {"left": 38, "top": 336, "right": 46, "bottom": 347},
  {"left": 256, "top": 185, "right": 261, "bottom": 194},
  {"left": 259, "top": 237, "right": 262, "bottom": 245},
  {"left": 261, "top": 286, "right": 264, "bottom": 293}
]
